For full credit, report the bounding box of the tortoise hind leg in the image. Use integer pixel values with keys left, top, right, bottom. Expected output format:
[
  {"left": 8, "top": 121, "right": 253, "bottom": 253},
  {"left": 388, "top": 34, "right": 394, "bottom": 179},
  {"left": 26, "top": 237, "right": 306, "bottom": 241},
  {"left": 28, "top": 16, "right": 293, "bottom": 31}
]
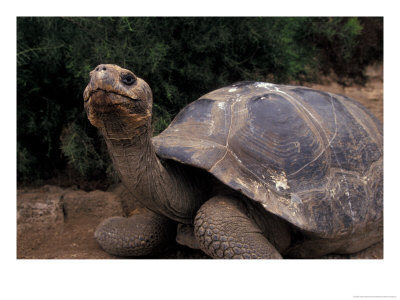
[
  {"left": 94, "top": 207, "right": 175, "bottom": 257},
  {"left": 194, "top": 196, "right": 282, "bottom": 259}
]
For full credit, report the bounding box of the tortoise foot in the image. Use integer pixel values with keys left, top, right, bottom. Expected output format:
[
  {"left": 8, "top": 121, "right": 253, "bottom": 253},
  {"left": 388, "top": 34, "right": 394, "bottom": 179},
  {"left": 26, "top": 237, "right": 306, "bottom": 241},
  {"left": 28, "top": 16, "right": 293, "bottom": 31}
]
[
  {"left": 94, "top": 207, "right": 175, "bottom": 257},
  {"left": 194, "top": 196, "right": 282, "bottom": 259}
]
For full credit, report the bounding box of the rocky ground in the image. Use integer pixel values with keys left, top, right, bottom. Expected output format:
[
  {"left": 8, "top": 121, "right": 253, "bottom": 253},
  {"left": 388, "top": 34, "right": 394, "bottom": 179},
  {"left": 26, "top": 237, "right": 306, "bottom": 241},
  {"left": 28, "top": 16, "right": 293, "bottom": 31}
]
[
  {"left": 17, "top": 64, "right": 383, "bottom": 259},
  {"left": 17, "top": 185, "right": 208, "bottom": 259}
]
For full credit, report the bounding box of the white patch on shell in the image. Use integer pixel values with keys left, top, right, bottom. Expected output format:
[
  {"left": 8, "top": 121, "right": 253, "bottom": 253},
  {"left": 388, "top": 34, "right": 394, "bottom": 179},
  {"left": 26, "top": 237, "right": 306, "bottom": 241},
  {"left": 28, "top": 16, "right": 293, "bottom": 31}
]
[
  {"left": 249, "top": 123, "right": 255, "bottom": 134},
  {"left": 361, "top": 176, "right": 368, "bottom": 185},
  {"left": 271, "top": 172, "right": 290, "bottom": 191},
  {"left": 292, "top": 141, "right": 301, "bottom": 153},
  {"left": 217, "top": 102, "right": 225, "bottom": 109},
  {"left": 228, "top": 87, "right": 237, "bottom": 92},
  {"left": 230, "top": 151, "right": 242, "bottom": 164},
  {"left": 254, "top": 82, "right": 275, "bottom": 88},
  {"left": 348, "top": 201, "right": 355, "bottom": 217},
  {"left": 207, "top": 119, "right": 215, "bottom": 136}
]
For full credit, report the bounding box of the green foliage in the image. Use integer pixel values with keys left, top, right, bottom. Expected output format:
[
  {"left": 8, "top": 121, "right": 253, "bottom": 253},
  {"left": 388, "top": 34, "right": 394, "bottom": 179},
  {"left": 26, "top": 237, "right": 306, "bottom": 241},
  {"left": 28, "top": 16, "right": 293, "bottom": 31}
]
[
  {"left": 17, "top": 142, "right": 38, "bottom": 182},
  {"left": 60, "top": 122, "right": 105, "bottom": 177},
  {"left": 17, "top": 17, "right": 383, "bottom": 185},
  {"left": 152, "top": 103, "right": 173, "bottom": 136},
  {"left": 302, "top": 17, "right": 382, "bottom": 83}
]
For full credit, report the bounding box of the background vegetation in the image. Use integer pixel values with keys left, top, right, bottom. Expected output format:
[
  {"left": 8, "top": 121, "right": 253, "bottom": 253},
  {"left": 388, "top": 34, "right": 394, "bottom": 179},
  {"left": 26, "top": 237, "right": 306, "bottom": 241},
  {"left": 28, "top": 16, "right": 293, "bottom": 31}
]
[{"left": 17, "top": 17, "right": 383, "bottom": 188}]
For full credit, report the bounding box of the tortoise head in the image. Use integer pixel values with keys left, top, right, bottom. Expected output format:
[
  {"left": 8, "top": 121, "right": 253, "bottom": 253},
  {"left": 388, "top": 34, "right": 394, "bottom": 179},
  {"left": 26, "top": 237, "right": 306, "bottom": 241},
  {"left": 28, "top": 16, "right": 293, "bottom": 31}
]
[{"left": 83, "top": 64, "right": 153, "bottom": 138}]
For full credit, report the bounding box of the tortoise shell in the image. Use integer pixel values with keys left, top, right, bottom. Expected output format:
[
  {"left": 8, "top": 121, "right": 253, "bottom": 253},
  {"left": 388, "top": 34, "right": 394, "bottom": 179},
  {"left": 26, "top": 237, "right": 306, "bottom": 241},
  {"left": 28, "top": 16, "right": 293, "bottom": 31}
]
[{"left": 152, "top": 82, "right": 383, "bottom": 238}]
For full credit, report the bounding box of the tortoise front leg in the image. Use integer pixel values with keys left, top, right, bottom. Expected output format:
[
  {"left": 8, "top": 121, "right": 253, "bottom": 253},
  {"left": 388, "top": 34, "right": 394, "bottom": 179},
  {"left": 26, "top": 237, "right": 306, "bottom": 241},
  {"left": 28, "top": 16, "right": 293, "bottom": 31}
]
[
  {"left": 94, "top": 207, "right": 175, "bottom": 257},
  {"left": 194, "top": 196, "right": 282, "bottom": 259}
]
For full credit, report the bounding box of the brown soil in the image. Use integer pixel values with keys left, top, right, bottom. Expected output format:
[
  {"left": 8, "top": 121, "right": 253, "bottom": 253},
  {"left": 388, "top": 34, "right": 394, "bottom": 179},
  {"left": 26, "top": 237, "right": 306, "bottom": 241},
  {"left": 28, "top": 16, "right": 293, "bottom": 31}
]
[
  {"left": 17, "top": 185, "right": 208, "bottom": 259},
  {"left": 17, "top": 65, "right": 383, "bottom": 259}
]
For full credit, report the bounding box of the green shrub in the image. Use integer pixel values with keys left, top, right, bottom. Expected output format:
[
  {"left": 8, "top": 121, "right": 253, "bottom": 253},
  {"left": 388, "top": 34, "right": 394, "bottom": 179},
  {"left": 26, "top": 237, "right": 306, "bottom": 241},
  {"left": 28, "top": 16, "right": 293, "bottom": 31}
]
[
  {"left": 17, "top": 142, "right": 38, "bottom": 182},
  {"left": 60, "top": 122, "right": 105, "bottom": 177}
]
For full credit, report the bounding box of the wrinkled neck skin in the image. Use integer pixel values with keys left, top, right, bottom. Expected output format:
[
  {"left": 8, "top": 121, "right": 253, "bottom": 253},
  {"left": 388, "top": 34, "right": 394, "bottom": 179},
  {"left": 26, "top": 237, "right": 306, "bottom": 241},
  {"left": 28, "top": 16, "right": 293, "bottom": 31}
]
[{"left": 100, "top": 119, "right": 203, "bottom": 224}]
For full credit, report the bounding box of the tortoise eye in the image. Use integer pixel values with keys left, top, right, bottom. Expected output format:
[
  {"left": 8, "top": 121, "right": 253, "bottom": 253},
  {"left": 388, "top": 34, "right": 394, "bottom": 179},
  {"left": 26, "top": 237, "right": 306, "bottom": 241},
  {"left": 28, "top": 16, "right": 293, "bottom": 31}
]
[{"left": 121, "top": 74, "right": 136, "bottom": 85}]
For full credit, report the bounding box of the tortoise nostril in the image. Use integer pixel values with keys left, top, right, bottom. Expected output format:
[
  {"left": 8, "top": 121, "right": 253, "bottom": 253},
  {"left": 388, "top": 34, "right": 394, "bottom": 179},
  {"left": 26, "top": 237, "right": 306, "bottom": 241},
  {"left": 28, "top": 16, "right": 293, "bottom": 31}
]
[{"left": 95, "top": 66, "right": 107, "bottom": 72}]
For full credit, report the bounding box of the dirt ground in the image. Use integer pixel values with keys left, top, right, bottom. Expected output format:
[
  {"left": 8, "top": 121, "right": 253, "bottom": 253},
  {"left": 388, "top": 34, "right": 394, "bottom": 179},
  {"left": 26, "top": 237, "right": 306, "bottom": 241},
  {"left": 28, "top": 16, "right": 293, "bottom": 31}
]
[
  {"left": 17, "top": 185, "right": 208, "bottom": 259},
  {"left": 17, "top": 64, "right": 383, "bottom": 259}
]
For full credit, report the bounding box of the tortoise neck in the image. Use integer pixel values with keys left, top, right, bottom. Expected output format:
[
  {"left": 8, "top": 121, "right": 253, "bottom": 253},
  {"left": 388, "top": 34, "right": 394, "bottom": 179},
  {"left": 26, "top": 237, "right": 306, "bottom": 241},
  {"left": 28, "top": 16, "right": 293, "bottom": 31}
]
[{"left": 102, "top": 124, "right": 202, "bottom": 224}]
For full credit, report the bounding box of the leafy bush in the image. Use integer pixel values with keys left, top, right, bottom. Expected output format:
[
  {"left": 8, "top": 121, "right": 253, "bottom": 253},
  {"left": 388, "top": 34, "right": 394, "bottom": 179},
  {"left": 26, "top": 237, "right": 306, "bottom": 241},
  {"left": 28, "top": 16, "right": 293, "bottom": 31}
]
[
  {"left": 60, "top": 122, "right": 105, "bottom": 177},
  {"left": 17, "top": 17, "right": 383, "bottom": 186}
]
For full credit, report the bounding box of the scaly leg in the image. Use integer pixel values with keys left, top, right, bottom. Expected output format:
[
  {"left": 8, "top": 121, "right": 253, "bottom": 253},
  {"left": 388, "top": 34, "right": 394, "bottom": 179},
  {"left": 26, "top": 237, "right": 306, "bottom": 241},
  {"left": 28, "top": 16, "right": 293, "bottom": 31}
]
[
  {"left": 94, "top": 207, "right": 175, "bottom": 257},
  {"left": 194, "top": 196, "right": 282, "bottom": 259}
]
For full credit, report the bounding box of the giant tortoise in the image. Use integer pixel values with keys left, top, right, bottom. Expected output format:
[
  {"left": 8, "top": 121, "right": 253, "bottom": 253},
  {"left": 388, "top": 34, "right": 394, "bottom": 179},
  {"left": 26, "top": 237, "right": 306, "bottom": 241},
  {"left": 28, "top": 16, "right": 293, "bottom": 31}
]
[{"left": 83, "top": 64, "right": 383, "bottom": 259}]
